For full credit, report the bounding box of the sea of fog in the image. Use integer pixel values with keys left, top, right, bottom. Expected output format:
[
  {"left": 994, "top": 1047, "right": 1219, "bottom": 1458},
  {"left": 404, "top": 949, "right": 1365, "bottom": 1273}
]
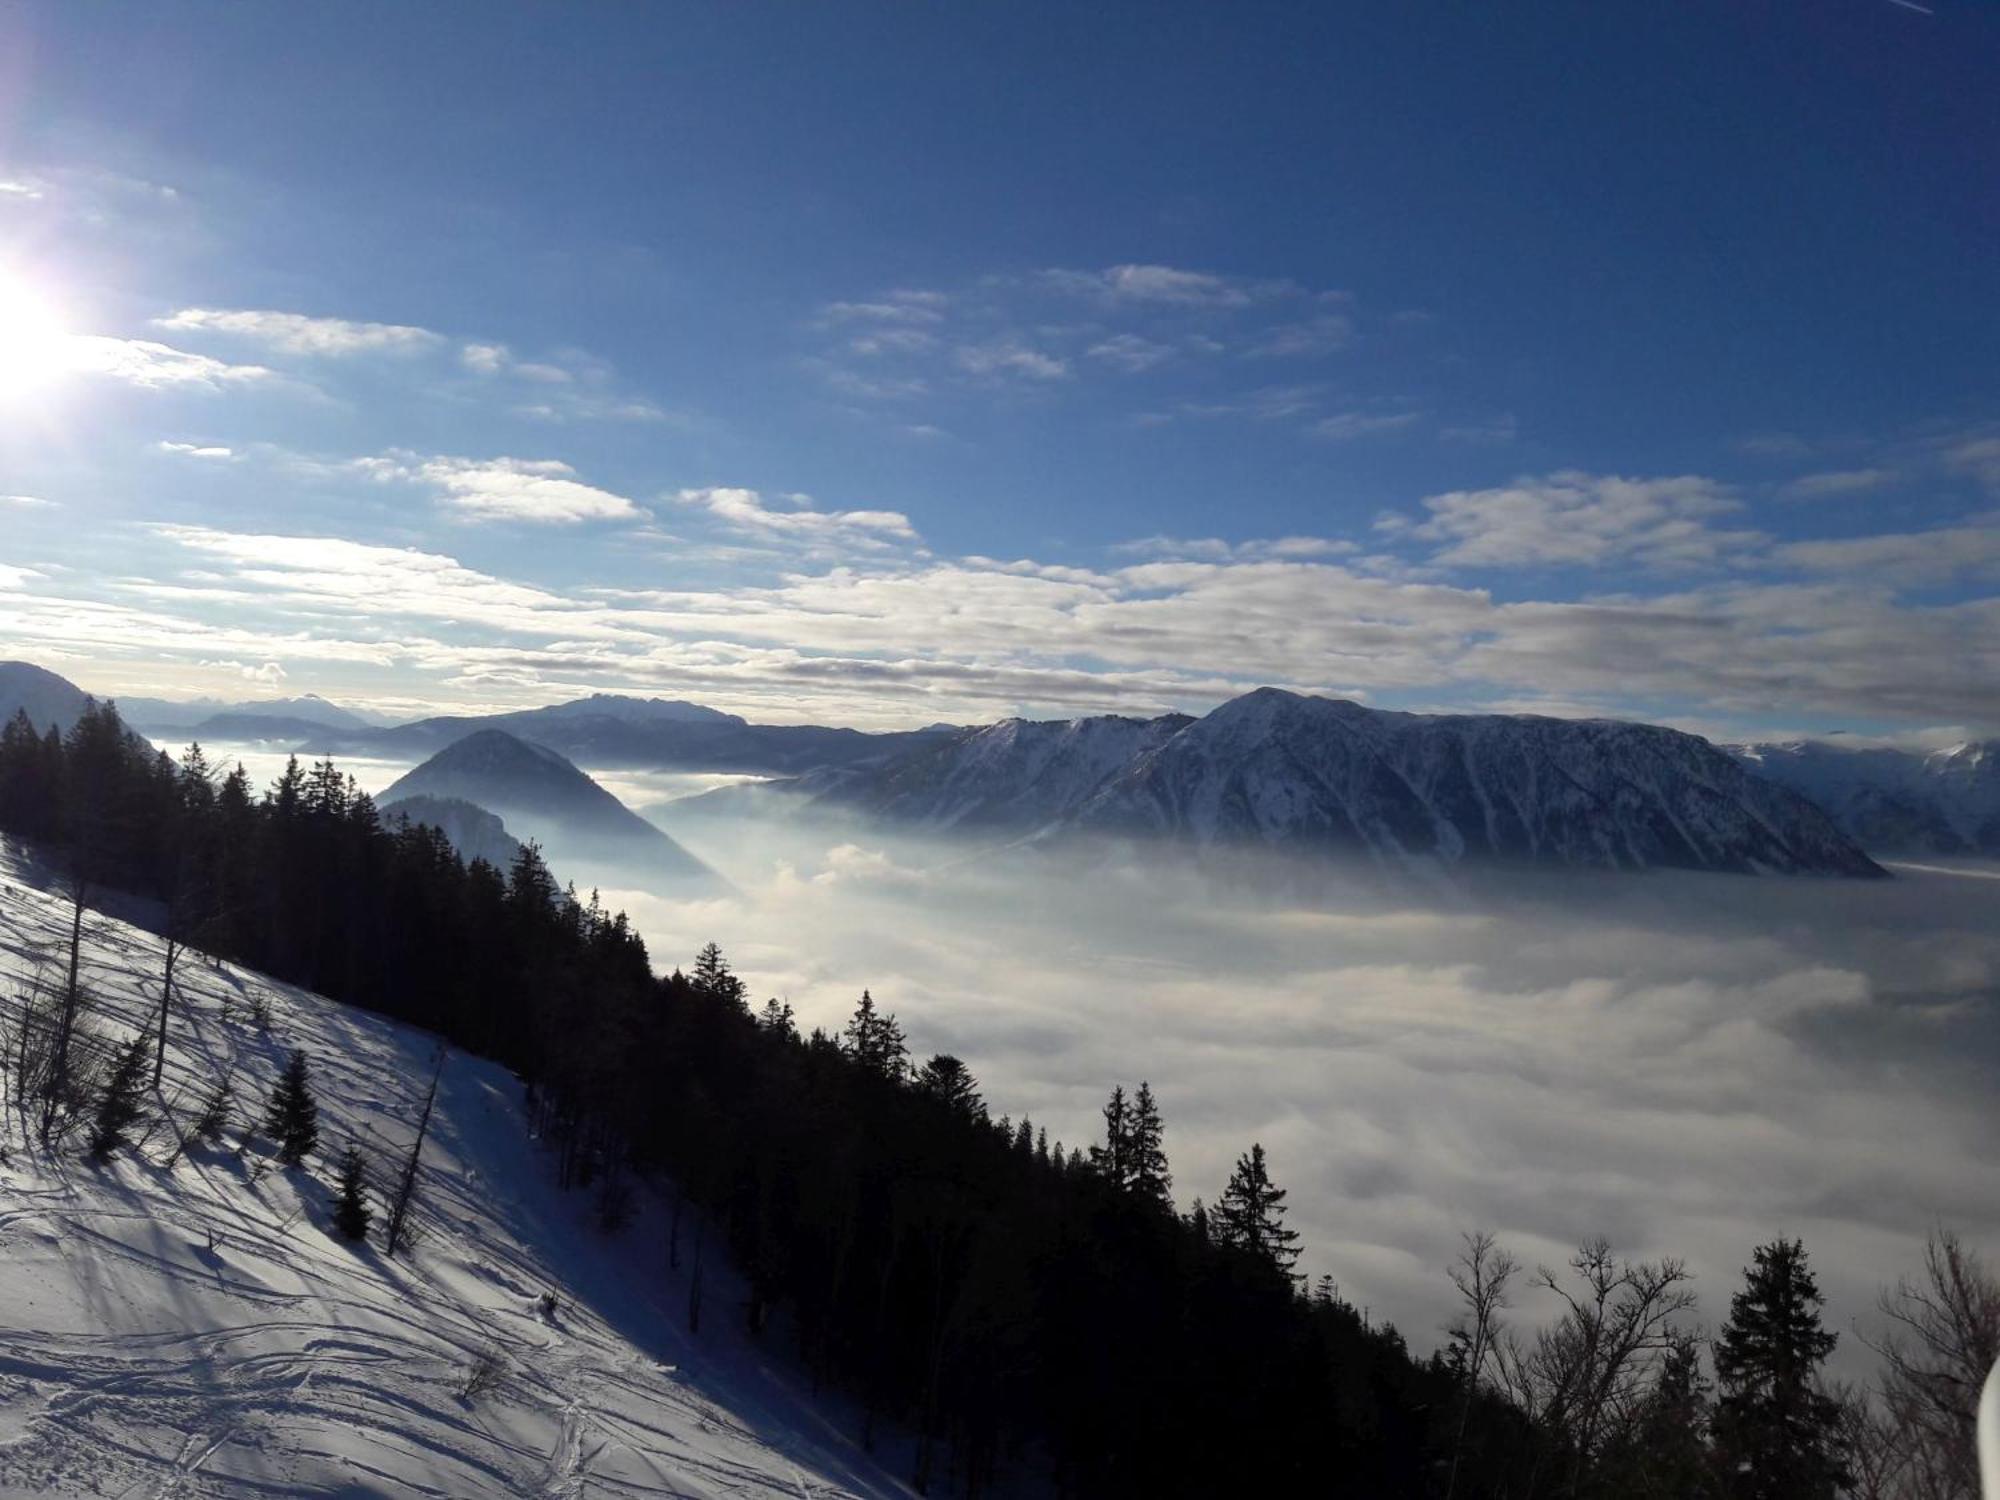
[{"left": 199, "top": 738, "right": 2000, "bottom": 1373}]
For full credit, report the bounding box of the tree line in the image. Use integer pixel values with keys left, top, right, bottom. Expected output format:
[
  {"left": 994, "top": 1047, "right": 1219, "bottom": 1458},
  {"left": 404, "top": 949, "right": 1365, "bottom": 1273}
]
[{"left": 0, "top": 698, "right": 1991, "bottom": 1498}]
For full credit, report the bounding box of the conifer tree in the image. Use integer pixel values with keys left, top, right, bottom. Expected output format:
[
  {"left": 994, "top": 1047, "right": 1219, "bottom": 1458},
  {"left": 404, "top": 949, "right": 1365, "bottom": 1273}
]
[
  {"left": 263, "top": 1048, "right": 320, "bottom": 1165},
  {"left": 1712, "top": 1237, "right": 1849, "bottom": 1500},
  {"left": 1214, "top": 1143, "right": 1301, "bottom": 1275},
  {"left": 691, "top": 942, "right": 749, "bottom": 1010},
  {"left": 841, "top": 990, "right": 908, "bottom": 1079},
  {"left": 332, "top": 1142, "right": 372, "bottom": 1242},
  {"left": 193, "top": 1072, "right": 233, "bottom": 1143},
  {"left": 915, "top": 1054, "right": 984, "bottom": 1120},
  {"left": 1126, "top": 1081, "right": 1172, "bottom": 1209},
  {"left": 1088, "top": 1084, "right": 1131, "bottom": 1186},
  {"left": 89, "top": 1034, "right": 150, "bottom": 1160}
]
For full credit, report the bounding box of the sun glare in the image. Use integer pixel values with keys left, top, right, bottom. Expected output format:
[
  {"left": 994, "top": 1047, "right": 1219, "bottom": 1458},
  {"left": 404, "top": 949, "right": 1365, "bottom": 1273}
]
[{"left": 0, "top": 266, "right": 74, "bottom": 401}]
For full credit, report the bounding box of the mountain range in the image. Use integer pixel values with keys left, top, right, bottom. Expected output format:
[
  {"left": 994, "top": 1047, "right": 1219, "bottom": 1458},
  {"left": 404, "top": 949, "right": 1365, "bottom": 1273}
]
[
  {"left": 786, "top": 689, "right": 1886, "bottom": 877},
  {"left": 379, "top": 792, "right": 527, "bottom": 871},
  {"left": 1731, "top": 738, "right": 2000, "bottom": 857}
]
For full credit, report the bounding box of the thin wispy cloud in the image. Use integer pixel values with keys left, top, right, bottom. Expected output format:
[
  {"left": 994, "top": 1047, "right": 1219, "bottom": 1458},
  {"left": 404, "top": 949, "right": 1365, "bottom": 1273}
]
[
  {"left": 356, "top": 453, "right": 646, "bottom": 525},
  {"left": 156, "top": 307, "right": 445, "bottom": 357}
]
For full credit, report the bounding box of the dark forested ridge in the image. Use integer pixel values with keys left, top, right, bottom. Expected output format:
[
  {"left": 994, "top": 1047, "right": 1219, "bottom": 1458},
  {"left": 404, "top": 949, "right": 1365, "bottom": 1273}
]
[{"left": 0, "top": 697, "right": 1984, "bottom": 1499}]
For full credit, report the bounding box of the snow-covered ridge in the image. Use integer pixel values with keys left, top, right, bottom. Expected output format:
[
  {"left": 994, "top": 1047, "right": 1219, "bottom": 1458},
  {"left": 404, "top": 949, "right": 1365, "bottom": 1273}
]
[
  {"left": 1731, "top": 737, "right": 2000, "bottom": 857},
  {"left": 0, "top": 845, "right": 902, "bottom": 1499},
  {"left": 815, "top": 689, "right": 1883, "bottom": 877}
]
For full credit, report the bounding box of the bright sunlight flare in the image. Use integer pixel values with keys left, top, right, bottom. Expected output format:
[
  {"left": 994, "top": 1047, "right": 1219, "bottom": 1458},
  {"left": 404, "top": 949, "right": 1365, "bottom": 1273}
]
[{"left": 0, "top": 265, "right": 73, "bottom": 400}]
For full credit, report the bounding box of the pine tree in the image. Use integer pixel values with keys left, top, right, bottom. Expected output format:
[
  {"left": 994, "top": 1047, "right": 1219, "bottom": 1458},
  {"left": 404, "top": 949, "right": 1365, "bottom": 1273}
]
[
  {"left": 332, "top": 1142, "right": 372, "bottom": 1241},
  {"left": 1712, "top": 1238, "right": 1849, "bottom": 1500},
  {"left": 691, "top": 942, "right": 748, "bottom": 1010},
  {"left": 757, "top": 997, "right": 797, "bottom": 1038},
  {"left": 1088, "top": 1084, "right": 1131, "bottom": 1186},
  {"left": 193, "top": 1072, "right": 233, "bottom": 1142},
  {"left": 1214, "top": 1142, "right": 1301, "bottom": 1275},
  {"left": 89, "top": 1034, "right": 151, "bottom": 1160},
  {"left": 841, "top": 990, "right": 908, "bottom": 1079},
  {"left": 1126, "top": 1081, "right": 1172, "bottom": 1209},
  {"left": 915, "top": 1054, "right": 985, "bottom": 1120},
  {"left": 263, "top": 1048, "right": 320, "bottom": 1166}
]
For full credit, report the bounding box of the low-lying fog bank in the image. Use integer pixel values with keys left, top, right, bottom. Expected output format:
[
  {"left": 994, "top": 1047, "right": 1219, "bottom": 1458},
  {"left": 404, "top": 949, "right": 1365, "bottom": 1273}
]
[
  {"left": 193, "top": 739, "right": 1997, "bottom": 1372},
  {"left": 632, "top": 811, "right": 2000, "bottom": 1377}
]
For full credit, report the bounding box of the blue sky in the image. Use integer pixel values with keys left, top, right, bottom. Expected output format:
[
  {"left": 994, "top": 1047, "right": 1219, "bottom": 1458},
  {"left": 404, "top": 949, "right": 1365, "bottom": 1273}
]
[{"left": 0, "top": 0, "right": 1995, "bottom": 734}]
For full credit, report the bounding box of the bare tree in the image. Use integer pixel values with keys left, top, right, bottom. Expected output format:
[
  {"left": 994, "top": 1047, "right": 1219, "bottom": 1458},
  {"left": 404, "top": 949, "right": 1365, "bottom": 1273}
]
[
  {"left": 1446, "top": 1228, "right": 1520, "bottom": 1500},
  {"left": 1863, "top": 1226, "right": 2000, "bottom": 1500},
  {"left": 1494, "top": 1237, "right": 1698, "bottom": 1494},
  {"left": 40, "top": 871, "right": 91, "bottom": 1144},
  {"left": 384, "top": 1045, "right": 446, "bottom": 1259}
]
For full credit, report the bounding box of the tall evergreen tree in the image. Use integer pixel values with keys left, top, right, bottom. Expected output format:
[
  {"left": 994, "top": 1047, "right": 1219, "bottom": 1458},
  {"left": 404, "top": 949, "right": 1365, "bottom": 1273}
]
[
  {"left": 332, "top": 1142, "right": 373, "bottom": 1242},
  {"left": 1088, "top": 1084, "right": 1131, "bottom": 1186},
  {"left": 262, "top": 1048, "right": 320, "bottom": 1166},
  {"left": 89, "top": 1033, "right": 151, "bottom": 1160},
  {"left": 840, "top": 990, "right": 908, "bottom": 1079},
  {"left": 915, "top": 1054, "right": 985, "bottom": 1120},
  {"left": 690, "top": 942, "right": 749, "bottom": 1010},
  {"left": 1712, "top": 1238, "right": 1849, "bottom": 1500},
  {"left": 1126, "top": 1081, "right": 1172, "bottom": 1209},
  {"left": 1214, "top": 1142, "right": 1301, "bottom": 1275}
]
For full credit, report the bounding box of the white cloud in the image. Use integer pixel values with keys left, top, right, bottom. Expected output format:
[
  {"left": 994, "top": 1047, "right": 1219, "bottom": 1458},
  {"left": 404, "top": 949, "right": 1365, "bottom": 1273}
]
[
  {"left": 157, "top": 441, "right": 235, "bottom": 460},
  {"left": 360, "top": 453, "right": 645, "bottom": 524},
  {"left": 1086, "top": 333, "right": 1177, "bottom": 372},
  {"left": 460, "top": 342, "right": 509, "bottom": 375},
  {"left": 1408, "top": 471, "right": 1760, "bottom": 569},
  {"left": 953, "top": 341, "right": 1069, "bottom": 381},
  {"left": 1250, "top": 313, "right": 1353, "bottom": 358},
  {"left": 155, "top": 307, "right": 444, "bottom": 357},
  {"left": 67, "top": 336, "right": 274, "bottom": 390},
  {"left": 674, "top": 487, "right": 918, "bottom": 545},
  {"left": 1774, "top": 518, "right": 2000, "bottom": 585},
  {"left": 817, "top": 291, "right": 949, "bottom": 325},
  {"left": 0, "top": 494, "right": 56, "bottom": 508},
  {"left": 1046, "top": 263, "right": 1263, "bottom": 307},
  {"left": 1309, "top": 410, "right": 1421, "bottom": 442},
  {"left": 1780, "top": 468, "right": 1898, "bottom": 500}
]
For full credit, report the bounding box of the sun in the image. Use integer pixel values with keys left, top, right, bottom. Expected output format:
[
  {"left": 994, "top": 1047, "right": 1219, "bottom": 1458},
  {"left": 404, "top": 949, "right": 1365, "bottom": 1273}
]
[{"left": 0, "top": 266, "right": 74, "bottom": 401}]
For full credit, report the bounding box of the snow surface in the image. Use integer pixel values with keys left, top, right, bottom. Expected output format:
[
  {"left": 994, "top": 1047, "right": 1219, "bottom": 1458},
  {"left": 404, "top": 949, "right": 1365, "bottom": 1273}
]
[{"left": 0, "top": 844, "right": 909, "bottom": 1500}]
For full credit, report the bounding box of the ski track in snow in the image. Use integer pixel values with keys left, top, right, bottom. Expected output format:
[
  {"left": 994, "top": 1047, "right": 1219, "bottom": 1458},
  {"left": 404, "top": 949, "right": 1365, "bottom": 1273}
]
[{"left": 0, "top": 845, "right": 914, "bottom": 1500}]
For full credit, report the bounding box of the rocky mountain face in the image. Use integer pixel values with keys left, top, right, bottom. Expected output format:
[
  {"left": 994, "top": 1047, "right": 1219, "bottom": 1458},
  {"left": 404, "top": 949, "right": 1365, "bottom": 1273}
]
[
  {"left": 1733, "top": 738, "right": 2000, "bottom": 857},
  {"left": 381, "top": 730, "right": 714, "bottom": 889},
  {"left": 811, "top": 689, "right": 1885, "bottom": 877}
]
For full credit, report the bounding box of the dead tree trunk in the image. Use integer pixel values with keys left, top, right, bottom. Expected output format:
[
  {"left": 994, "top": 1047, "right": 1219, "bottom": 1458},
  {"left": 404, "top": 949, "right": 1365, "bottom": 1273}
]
[{"left": 384, "top": 1046, "right": 446, "bottom": 1258}]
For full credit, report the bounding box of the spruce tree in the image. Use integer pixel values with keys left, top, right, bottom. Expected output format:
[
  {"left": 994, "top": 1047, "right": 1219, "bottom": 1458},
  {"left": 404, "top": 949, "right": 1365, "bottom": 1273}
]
[
  {"left": 1214, "top": 1142, "right": 1301, "bottom": 1275},
  {"left": 1088, "top": 1085, "right": 1131, "bottom": 1186},
  {"left": 263, "top": 1048, "right": 320, "bottom": 1166},
  {"left": 915, "top": 1054, "right": 984, "bottom": 1120},
  {"left": 841, "top": 990, "right": 908, "bottom": 1079},
  {"left": 1126, "top": 1081, "right": 1172, "bottom": 1209},
  {"left": 332, "top": 1142, "right": 372, "bottom": 1241},
  {"left": 691, "top": 942, "right": 749, "bottom": 1010},
  {"left": 1712, "top": 1237, "right": 1849, "bottom": 1500},
  {"left": 89, "top": 1034, "right": 151, "bottom": 1160}
]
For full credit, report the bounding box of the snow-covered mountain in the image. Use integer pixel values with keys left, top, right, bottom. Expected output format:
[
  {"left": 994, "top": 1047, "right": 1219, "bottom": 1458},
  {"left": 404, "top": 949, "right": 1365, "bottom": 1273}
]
[
  {"left": 1732, "top": 738, "right": 2000, "bottom": 857},
  {"left": 381, "top": 792, "right": 527, "bottom": 871},
  {"left": 381, "top": 729, "right": 717, "bottom": 891},
  {"left": 838, "top": 711, "right": 1194, "bottom": 831},
  {"left": 0, "top": 845, "right": 902, "bottom": 1498},
  {"left": 812, "top": 689, "right": 1884, "bottom": 877}
]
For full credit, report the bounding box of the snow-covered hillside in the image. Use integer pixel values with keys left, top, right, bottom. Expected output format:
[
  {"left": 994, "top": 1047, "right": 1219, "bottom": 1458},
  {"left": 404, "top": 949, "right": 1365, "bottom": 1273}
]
[
  {"left": 1733, "top": 738, "right": 2000, "bottom": 857},
  {"left": 810, "top": 689, "right": 1883, "bottom": 877},
  {"left": 0, "top": 844, "right": 906, "bottom": 1500}
]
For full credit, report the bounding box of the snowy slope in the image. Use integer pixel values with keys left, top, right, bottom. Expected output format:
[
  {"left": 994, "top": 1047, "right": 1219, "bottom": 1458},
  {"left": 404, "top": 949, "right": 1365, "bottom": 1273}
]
[
  {"left": 0, "top": 844, "right": 908, "bottom": 1500},
  {"left": 811, "top": 689, "right": 1882, "bottom": 877},
  {"left": 1733, "top": 738, "right": 2000, "bottom": 856}
]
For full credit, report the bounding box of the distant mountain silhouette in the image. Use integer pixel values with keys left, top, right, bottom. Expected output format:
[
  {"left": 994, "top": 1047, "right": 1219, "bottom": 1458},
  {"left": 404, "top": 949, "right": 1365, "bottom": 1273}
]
[
  {"left": 0, "top": 660, "right": 99, "bottom": 736},
  {"left": 380, "top": 793, "right": 526, "bottom": 871},
  {"left": 302, "top": 695, "right": 950, "bottom": 774},
  {"left": 380, "top": 729, "right": 716, "bottom": 890}
]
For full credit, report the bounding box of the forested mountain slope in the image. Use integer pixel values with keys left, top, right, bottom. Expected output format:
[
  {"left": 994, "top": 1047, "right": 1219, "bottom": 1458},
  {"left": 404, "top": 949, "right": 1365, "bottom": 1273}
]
[{"left": 0, "top": 844, "right": 906, "bottom": 1500}]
